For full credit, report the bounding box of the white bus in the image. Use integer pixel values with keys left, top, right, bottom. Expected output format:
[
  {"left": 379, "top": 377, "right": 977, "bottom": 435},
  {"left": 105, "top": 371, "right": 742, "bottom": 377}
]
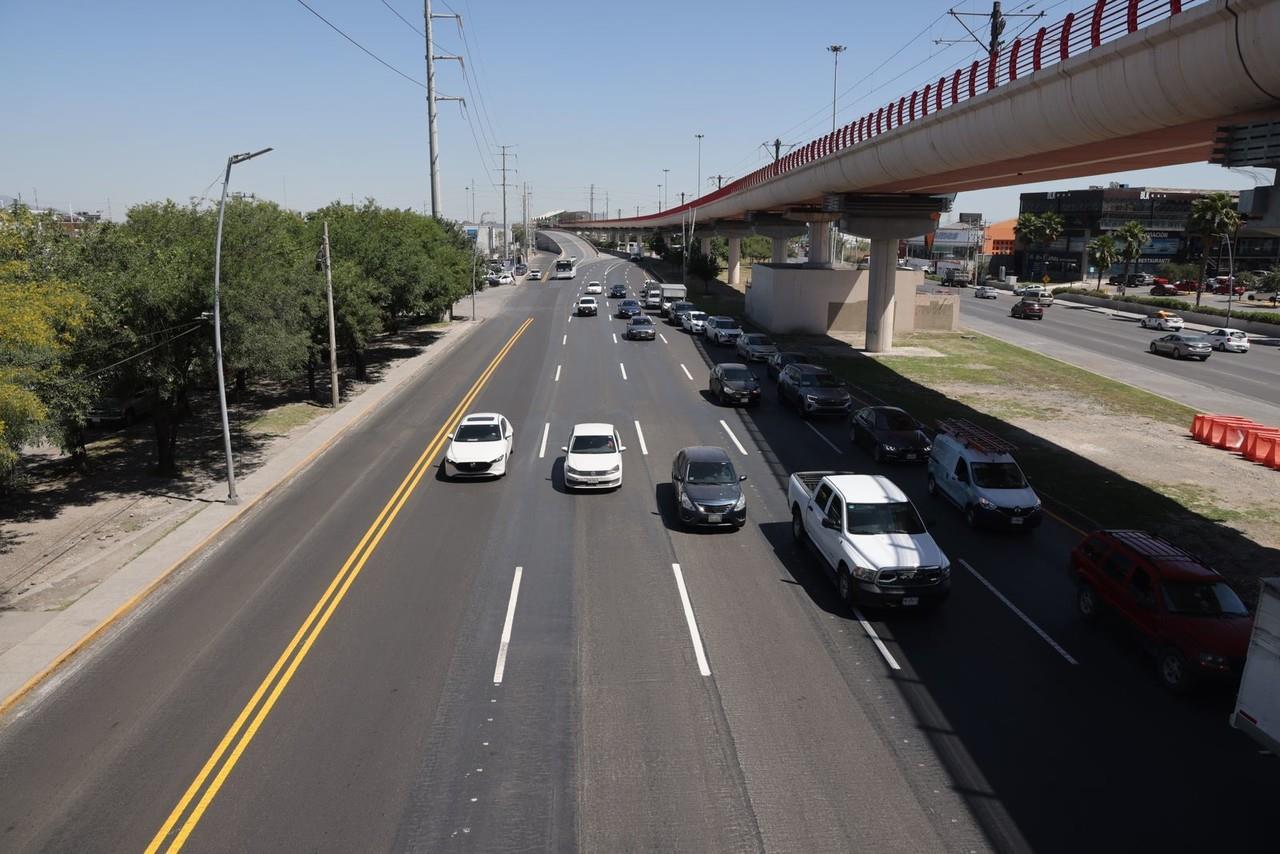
[{"left": 553, "top": 258, "right": 577, "bottom": 280}]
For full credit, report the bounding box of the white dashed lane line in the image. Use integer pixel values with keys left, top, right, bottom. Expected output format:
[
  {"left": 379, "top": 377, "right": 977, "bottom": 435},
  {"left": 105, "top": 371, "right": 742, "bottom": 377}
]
[
  {"left": 719, "top": 419, "right": 749, "bottom": 455},
  {"left": 960, "top": 559, "right": 1079, "bottom": 665},
  {"left": 539, "top": 422, "right": 550, "bottom": 458},
  {"left": 612, "top": 333, "right": 618, "bottom": 344},
  {"left": 562, "top": 334, "right": 567, "bottom": 346},
  {"left": 671, "top": 564, "right": 711, "bottom": 677},
  {"left": 554, "top": 365, "right": 561, "bottom": 382},
  {"left": 491, "top": 566, "right": 524, "bottom": 685},
  {"left": 852, "top": 607, "right": 901, "bottom": 671},
  {"left": 680, "top": 364, "right": 694, "bottom": 381},
  {"left": 619, "top": 363, "right": 628, "bottom": 381},
  {"left": 805, "top": 422, "right": 843, "bottom": 454},
  {"left": 659, "top": 333, "right": 669, "bottom": 344},
  {"left": 633, "top": 420, "right": 648, "bottom": 455}
]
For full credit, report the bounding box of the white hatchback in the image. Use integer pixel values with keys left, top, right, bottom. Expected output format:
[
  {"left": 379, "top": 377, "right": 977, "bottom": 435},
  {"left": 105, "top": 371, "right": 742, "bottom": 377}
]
[
  {"left": 585, "top": 281, "right": 603, "bottom": 294},
  {"left": 1206, "top": 328, "right": 1250, "bottom": 352},
  {"left": 445, "top": 413, "right": 514, "bottom": 478},
  {"left": 561, "top": 423, "right": 625, "bottom": 490}
]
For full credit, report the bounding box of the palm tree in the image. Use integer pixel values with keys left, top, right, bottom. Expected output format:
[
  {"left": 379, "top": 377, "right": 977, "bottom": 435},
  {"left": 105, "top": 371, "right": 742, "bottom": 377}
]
[
  {"left": 1115, "top": 220, "right": 1148, "bottom": 296},
  {"left": 1088, "top": 234, "right": 1119, "bottom": 291},
  {"left": 1014, "top": 211, "right": 1065, "bottom": 282},
  {"left": 1188, "top": 191, "right": 1242, "bottom": 306}
]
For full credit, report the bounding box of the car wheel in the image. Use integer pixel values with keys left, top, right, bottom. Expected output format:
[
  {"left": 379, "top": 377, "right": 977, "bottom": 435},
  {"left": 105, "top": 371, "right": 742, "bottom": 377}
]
[
  {"left": 872, "top": 445, "right": 884, "bottom": 464},
  {"left": 1158, "top": 648, "right": 1192, "bottom": 693},
  {"left": 1148, "top": 342, "right": 1157, "bottom": 354},
  {"left": 926, "top": 475, "right": 938, "bottom": 496},
  {"left": 1076, "top": 584, "right": 1100, "bottom": 622},
  {"left": 837, "top": 565, "right": 855, "bottom": 607},
  {"left": 791, "top": 508, "right": 806, "bottom": 544},
  {"left": 965, "top": 505, "right": 979, "bottom": 528}
]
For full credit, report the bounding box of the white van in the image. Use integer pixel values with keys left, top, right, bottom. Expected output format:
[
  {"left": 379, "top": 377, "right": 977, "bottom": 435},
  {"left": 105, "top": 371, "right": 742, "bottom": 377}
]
[{"left": 926, "top": 419, "right": 1042, "bottom": 530}]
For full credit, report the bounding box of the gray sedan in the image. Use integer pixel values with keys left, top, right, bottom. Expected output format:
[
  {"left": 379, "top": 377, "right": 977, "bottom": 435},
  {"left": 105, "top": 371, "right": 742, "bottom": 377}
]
[
  {"left": 1148, "top": 333, "right": 1211, "bottom": 361},
  {"left": 736, "top": 333, "right": 778, "bottom": 362}
]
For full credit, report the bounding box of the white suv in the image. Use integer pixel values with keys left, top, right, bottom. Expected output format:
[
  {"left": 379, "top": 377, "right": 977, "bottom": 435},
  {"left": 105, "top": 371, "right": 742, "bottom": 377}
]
[
  {"left": 706, "top": 316, "right": 743, "bottom": 345},
  {"left": 561, "top": 423, "right": 626, "bottom": 490}
]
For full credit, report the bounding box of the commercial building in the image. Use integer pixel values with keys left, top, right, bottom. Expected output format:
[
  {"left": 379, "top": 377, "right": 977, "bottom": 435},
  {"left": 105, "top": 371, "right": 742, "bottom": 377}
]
[
  {"left": 1015, "top": 185, "right": 1280, "bottom": 282},
  {"left": 462, "top": 222, "right": 509, "bottom": 258}
]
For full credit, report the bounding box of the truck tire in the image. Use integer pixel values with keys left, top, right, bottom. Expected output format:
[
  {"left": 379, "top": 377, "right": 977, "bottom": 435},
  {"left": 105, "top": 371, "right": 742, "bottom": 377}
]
[
  {"left": 1076, "top": 583, "right": 1100, "bottom": 622},
  {"left": 837, "top": 564, "right": 854, "bottom": 606},
  {"left": 791, "top": 507, "right": 806, "bottom": 544}
]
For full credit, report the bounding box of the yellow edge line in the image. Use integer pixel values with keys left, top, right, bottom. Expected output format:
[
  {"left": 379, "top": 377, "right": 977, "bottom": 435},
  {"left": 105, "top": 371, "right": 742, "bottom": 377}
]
[{"left": 147, "top": 317, "right": 532, "bottom": 853}]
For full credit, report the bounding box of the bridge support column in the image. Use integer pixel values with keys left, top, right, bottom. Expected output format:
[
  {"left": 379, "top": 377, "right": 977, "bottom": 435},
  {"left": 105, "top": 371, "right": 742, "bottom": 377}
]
[
  {"left": 770, "top": 237, "right": 787, "bottom": 264},
  {"left": 727, "top": 237, "right": 741, "bottom": 285},
  {"left": 866, "top": 237, "right": 898, "bottom": 353},
  {"left": 807, "top": 221, "right": 832, "bottom": 266},
  {"left": 699, "top": 236, "right": 712, "bottom": 260}
]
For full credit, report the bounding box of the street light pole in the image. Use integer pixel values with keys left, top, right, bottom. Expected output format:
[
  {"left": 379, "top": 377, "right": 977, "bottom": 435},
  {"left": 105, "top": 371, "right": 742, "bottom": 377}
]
[
  {"left": 662, "top": 169, "right": 670, "bottom": 210},
  {"left": 827, "top": 45, "right": 846, "bottom": 132},
  {"left": 212, "top": 147, "right": 272, "bottom": 505},
  {"left": 695, "top": 133, "right": 704, "bottom": 204}
]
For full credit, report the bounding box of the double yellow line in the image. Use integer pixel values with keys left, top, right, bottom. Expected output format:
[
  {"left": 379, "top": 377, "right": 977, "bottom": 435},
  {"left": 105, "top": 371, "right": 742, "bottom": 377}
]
[{"left": 145, "top": 317, "right": 533, "bottom": 853}]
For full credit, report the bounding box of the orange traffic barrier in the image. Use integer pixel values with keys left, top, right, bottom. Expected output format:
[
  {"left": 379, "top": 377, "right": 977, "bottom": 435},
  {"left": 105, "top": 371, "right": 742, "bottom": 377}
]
[
  {"left": 1208, "top": 417, "right": 1258, "bottom": 447},
  {"left": 1216, "top": 420, "right": 1265, "bottom": 451},
  {"left": 1191, "top": 413, "right": 1213, "bottom": 441},
  {"left": 1242, "top": 427, "right": 1280, "bottom": 458},
  {"left": 1248, "top": 433, "right": 1280, "bottom": 467}
]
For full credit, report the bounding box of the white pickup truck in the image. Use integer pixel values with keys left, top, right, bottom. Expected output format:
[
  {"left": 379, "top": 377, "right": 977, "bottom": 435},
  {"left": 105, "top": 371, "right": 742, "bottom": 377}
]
[
  {"left": 1232, "top": 578, "right": 1280, "bottom": 754},
  {"left": 788, "top": 472, "right": 951, "bottom": 610}
]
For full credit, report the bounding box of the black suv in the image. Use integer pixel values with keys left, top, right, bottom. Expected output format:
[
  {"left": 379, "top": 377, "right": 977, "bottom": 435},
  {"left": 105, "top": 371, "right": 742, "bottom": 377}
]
[{"left": 777, "top": 364, "right": 852, "bottom": 416}]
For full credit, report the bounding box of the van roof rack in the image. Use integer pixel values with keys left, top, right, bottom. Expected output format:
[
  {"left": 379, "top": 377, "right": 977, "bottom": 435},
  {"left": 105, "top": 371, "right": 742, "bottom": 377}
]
[{"left": 936, "top": 418, "right": 1017, "bottom": 455}]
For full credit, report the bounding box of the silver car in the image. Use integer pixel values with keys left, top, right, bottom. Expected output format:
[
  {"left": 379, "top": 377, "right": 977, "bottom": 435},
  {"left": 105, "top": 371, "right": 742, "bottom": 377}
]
[
  {"left": 1148, "top": 333, "right": 1211, "bottom": 361},
  {"left": 736, "top": 333, "right": 778, "bottom": 362},
  {"left": 974, "top": 286, "right": 999, "bottom": 299}
]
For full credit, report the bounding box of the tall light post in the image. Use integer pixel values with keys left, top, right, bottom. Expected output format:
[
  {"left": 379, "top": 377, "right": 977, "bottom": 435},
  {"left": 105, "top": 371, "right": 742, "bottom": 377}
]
[
  {"left": 694, "top": 133, "right": 704, "bottom": 204},
  {"left": 657, "top": 184, "right": 662, "bottom": 212},
  {"left": 827, "top": 45, "right": 846, "bottom": 132},
  {"left": 212, "top": 147, "right": 272, "bottom": 505},
  {"left": 662, "top": 168, "right": 670, "bottom": 210}
]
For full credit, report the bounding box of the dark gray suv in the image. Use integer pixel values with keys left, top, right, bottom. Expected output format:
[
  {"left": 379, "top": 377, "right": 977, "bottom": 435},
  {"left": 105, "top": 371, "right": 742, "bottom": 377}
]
[
  {"left": 671, "top": 446, "right": 747, "bottom": 529},
  {"left": 778, "top": 364, "right": 852, "bottom": 416}
]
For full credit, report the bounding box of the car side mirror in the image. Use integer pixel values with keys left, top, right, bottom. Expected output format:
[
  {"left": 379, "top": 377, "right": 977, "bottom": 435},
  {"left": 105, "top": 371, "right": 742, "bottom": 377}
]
[
  {"left": 560, "top": 446, "right": 568, "bottom": 453},
  {"left": 619, "top": 446, "right": 627, "bottom": 452},
  {"left": 673, "top": 473, "right": 682, "bottom": 482},
  {"left": 447, "top": 433, "right": 454, "bottom": 440},
  {"left": 739, "top": 474, "right": 748, "bottom": 481},
  {"left": 821, "top": 517, "right": 840, "bottom": 531}
]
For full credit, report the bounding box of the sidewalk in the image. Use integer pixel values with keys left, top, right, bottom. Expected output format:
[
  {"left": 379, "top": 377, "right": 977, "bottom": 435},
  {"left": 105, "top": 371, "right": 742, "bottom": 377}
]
[{"left": 0, "top": 277, "right": 524, "bottom": 712}]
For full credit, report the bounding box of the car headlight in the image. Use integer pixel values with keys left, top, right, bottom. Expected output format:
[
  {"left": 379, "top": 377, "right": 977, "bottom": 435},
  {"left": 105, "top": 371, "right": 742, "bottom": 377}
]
[
  {"left": 851, "top": 565, "right": 877, "bottom": 581},
  {"left": 1198, "top": 652, "right": 1227, "bottom": 669},
  {"left": 939, "top": 559, "right": 951, "bottom": 576},
  {"left": 881, "top": 444, "right": 897, "bottom": 452},
  {"left": 680, "top": 493, "right": 695, "bottom": 510},
  {"left": 564, "top": 465, "right": 579, "bottom": 476},
  {"left": 490, "top": 456, "right": 505, "bottom": 465},
  {"left": 977, "top": 497, "right": 995, "bottom": 509},
  {"left": 805, "top": 394, "right": 819, "bottom": 403},
  {"left": 733, "top": 494, "right": 746, "bottom": 511},
  {"left": 604, "top": 464, "right": 620, "bottom": 475}
]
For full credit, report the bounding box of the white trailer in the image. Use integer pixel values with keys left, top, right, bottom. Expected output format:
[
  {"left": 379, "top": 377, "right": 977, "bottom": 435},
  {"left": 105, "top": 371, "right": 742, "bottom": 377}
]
[{"left": 1232, "top": 578, "right": 1280, "bottom": 754}]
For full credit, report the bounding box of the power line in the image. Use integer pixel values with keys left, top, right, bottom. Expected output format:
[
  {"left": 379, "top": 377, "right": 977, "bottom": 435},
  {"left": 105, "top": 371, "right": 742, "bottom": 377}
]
[
  {"left": 293, "top": 0, "right": 424, "bottom": 90},
  {"left": 379, "top": 0, "right": 422, "bottom": 36}
]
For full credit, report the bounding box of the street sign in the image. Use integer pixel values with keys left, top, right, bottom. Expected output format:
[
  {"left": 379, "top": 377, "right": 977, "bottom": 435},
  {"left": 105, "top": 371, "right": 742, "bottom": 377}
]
[{"left": 1042, "top": 274, "right": 1051, "bottom": 284}]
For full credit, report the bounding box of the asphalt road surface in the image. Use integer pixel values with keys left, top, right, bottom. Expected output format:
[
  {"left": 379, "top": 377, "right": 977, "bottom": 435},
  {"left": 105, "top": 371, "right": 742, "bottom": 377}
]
[
  {"left": 0, "top": 234, "right": 1272, "bottom": 853},
  {"left": 958, "top": 288, "right": 1280, "bottom": 416}
]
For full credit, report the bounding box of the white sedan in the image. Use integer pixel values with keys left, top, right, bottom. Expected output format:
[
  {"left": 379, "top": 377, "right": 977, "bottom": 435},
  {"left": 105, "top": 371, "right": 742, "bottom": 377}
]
[
  {"left": 444, "top": 412, "right": 514, "bottom": 478},
  {"left": 1206, "top": 327, "right": 1250, "bottom": 352},
  {"left": 585, "top": 281, "right": 603, "bottom": 294},
  {"left": 1139, "top": 313, "right": 1184, "bottom": 331},
  {"left": 682, "top": 310, "right": 708, "bottom": 334},
  {"left": 561, "top": 423, "right": 625, "bottom": 490},
  {"left": 497, "top": 273, "right": 514, "bottom": 285}
]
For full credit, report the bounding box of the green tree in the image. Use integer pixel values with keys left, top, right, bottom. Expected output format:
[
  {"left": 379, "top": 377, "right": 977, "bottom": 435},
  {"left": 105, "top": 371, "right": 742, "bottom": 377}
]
[
  {"left": 687, "top": 248, "right": 722, "bottom": 291},
  {"left": 740, "top": 235, "right": 772, "bottom": 261},
  {"left": 1014, "top": 211, "right": 1065, "bottom": 282},
  {"left": 1114, "top": 220, "right": 1149, "bottom": 295},
  {"left": 1088, "top": 234, "right": 1119, "bottom": 291},
  {"left": 1188, "top": 191, "right": 1242, "bottom": 306}
]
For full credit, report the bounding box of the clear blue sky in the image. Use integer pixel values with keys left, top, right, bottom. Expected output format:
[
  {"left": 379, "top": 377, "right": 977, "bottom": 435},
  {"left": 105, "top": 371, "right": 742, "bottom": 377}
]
[{"left": 2, "top": 0, "right": 1268, "bottom": 224}]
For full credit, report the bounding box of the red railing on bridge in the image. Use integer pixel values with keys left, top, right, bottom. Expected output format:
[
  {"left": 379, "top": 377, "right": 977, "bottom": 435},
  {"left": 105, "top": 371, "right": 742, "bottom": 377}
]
[{"left": 590, "top": 0, "right": 1197, "bottom": 227}]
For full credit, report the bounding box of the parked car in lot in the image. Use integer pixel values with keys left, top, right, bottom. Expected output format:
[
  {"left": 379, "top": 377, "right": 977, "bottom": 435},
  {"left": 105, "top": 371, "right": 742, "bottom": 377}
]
[
  {"left": 709, "top": 363, "right": 761, "bottom": 407},
  {"left": 974, "top": 285, "right": 999, "bottom": 299},
  {"left": 1139, "top": 311, "right": 1183, "bottom": 331},
  {"left": 850, "top": 406, "right": 931, "bottom": 463},
  {"left": 1010, "top": 299, "right": 1044, "bottom": 320},
  {"left": 1149, "top": 333, "right": 1211, "bottom": 360},
  {"left": 927, "top": 419, "right": 1041, "bottom": 530},
  {"left": 444, "top": 412, "right": 514, "bottom": 479},
  {"left": 609, "top": 284, "right": 627, "bottom": 299},
  {"left": 585, "top": 281, "right": 603, "bottom": 294},
  {"left": 788, "top": 472, "right": 951, "bottom": 610},
  {"left": 671, "top": 446, "right": 747, "bottom": 529},
  {"left": 705, "top": 316, "right": 743, "bottom": 345},
  {"left": 625, "top": 315, "right": 656, "bottom": 340},
  {"left": 777, "top": 364, "right": 852, "bottom": 416},
  {"left": 1072, "top": 529, "right": 1252, "bottom": 692},
  {"left": 528, "top": 268, "right": 542, "bottom": 281},
  {"left": 1213, "top": 281, "right": 1246, "bottom": 296},
  {"left": 616, "top": 298, "right": 642, "bottom": 319},
  {"left": 87, "top": 388, "right": 152, "bottom": 426},
  {"left": 681, "top": 310, "right": 708, "bottom": 334},
  {"left": 514, "top": 264, "right": 528, "bottom": 276},
  {"left": 736, "top": 333, "right": 778, "bottom": 362},
  {"left": 576, "top": 296, "right": 598, "bottom": 316},
  {"left": 561, "top": 423, "right": 625, "bottom": 490},
  {"left": 1206, "top": 328, "right": 1250, "bottom": 352},
  {"left": 1149, "top": 283, "right": 1182, "bottom": 296},
  {"left": 766, "top": 351, "right": 807, "bottom": 380},
  {"left": 668, "top": 301, "right": 695, "bottom": 326}
]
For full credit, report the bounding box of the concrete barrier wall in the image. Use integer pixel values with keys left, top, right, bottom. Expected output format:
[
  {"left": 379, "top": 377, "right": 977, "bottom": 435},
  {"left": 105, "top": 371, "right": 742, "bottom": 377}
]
[
  {"left": 1055, "top": 292, "right": 1280, "bottom": 338},
  {"left": 746, "top": 265, "right": 957, "bottom": 335}
]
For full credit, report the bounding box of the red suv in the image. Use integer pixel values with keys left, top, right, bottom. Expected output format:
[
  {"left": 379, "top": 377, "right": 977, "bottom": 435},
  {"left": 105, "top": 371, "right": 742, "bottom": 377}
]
[{"left": 1071, "top": 530, "right": 1252, "bottom": 692}]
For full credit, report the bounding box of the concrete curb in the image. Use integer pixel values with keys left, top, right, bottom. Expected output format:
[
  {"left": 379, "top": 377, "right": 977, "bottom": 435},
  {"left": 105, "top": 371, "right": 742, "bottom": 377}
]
[{"left": 0, "top": 308, "right": 501, "bottom": 717}]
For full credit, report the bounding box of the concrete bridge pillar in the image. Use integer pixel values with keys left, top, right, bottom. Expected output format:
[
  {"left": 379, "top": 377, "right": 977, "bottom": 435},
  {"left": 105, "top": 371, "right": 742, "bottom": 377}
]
[
  {"left": 699, "top": 236, "right": 713, "bottom": 260},
  {"left": 770, "top": 237, "right": 787, "bottom": 264},
  {"left": 807, "top": 221, "right": 832, "bottom": 266},
  {"left": 727, "top": 237, "right": 741, "bottom": 285},
  {"left": 866, "top": 237, "right": 898, "bottom": 353}
]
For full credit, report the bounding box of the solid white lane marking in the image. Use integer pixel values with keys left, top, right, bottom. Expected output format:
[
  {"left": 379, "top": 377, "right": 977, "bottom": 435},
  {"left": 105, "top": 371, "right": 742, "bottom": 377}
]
[
  {"left": 633, "top": 420, "right": 648, "bottom": 455},
  {"left": 659, "top": 333, "right": 669, "bottom": 344},
  {"left": 562, "top": 334, "right": 567, "bottom": 346},
  {"left": 805, "top": 422, "right": 843, "bottom": 454},
  {"left": 672, "top": 564, "right": 711, "bottom": 676},
  {"left": 554, "top": 364, "right": 561, "bottom": 382},
  {"left": 492, "top": 566, "right": 524, "bottom": 685},
  {"left": 680, "top": 363, "right": 694, "bottom": 381},
  {"left": 612, "top": 333, "right": 618, "bottom": 344},
  {"left": 960, "top": 559, "right": 1078, "bottom": 665},
  {"left": 851, "top": 607, "right": 901, "bottom": 671},
  {"left": 539, "top": 422, "right": 550, "bottom": 458},
  {"left": 619, "top": 363, "right": 628, "bottom": 380},
  {"left": 719, "top": 419, "right": 748, "bottom": 456}
]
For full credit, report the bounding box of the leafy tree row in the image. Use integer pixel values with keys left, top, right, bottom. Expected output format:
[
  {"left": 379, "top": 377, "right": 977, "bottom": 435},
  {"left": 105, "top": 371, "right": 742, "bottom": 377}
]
[{"left": 0, "top": 199, "right": 479, "bottom": 487}]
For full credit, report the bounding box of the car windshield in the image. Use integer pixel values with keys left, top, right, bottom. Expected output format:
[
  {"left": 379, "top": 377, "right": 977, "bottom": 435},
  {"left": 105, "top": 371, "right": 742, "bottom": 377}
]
[
  {"left": 688, "top": 312, "right": 706, "bottom": 321},
  {"left": 845, "top": 502, "right": 926, "bottom": 535},
  {"left": 712, "top": 319, "right": 738, "bottom": 329},
  {"left": 620, "top": 300, "right": 638, "bottom": 307},
  {"left": 970, "top": 462, "right": 1027, "bottom": 489},
  {"left": 721, "top": 367, "right": 753, "bottom": 382},
  {"left": 455, "top": 424, "right": 501, "bottom": 442},
  {"left": 570, "top": 434, "right": 617, "bottom": 454},
  {"left": 1161, "top": 581, "right": 1249, "bottom": 617},
  {"left": 686, "top": 460, "right": 736, "bottom": 484},
  {"left": 672, "top": 303, "right": 692, "bottom": 312},
  {"left": 876, "top": 411, "right": 916, "bottom": 431},
  {"left": 744, "top": 335, "right": 773, "bottom": 346},
  {"left": 631, "top": 317, "right": 652, "bottom": 326},
  {"left": 800, "top": 372, "right": 841, "bottom": 388}
]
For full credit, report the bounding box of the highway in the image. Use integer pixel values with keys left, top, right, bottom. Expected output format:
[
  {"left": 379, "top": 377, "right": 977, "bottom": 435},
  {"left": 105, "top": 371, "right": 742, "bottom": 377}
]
[
  {"left": 0, "top": 232, "right": 1272, "bottom": 853},
  {"left": 957, "top": 288, "right": 1280, "bottom": 420}
]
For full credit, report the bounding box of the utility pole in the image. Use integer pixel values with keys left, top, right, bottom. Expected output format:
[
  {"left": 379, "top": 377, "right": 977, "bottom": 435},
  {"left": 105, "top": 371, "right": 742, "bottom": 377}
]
[
  {"left": 322, "top": 222, "right": 340, "bottom": 408},
  {"left": 662, "top": 169, "right": 670, "bottom": 210},
  {"left": 657, "top": 185, "right": 662, "bottom": 212},
  {"left": 695, "top": 133, "right": 704, "bottom": 203},
  {"left": 589, "top": 183, "right": 595, "bottom": 221},
  {"left": 423, "top": 1, "right": 462, "bottom": 218},
  {"left": 710, "top": 175, "right": 727, "bottom": 189},
  {"left": 497, "top": 144, "right": 515, "bottom": 262},
  {"left": 636, "top": 205, "right": 640, "bottom": 217},
  {"left": 937, "top": 2, "right": 1038, "bottom": 57},
  {"left": 605, "top": 190, "right": 609, "bottom": 221},
  {"left": 681, "top": 191, "right": 686, "bottom": 206}
]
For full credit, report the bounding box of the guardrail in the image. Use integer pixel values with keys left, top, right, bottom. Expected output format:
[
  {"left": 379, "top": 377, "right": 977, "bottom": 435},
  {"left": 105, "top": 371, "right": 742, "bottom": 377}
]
[{"left": 591, "top": 0, "right": 1201, "bottom": 226}]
